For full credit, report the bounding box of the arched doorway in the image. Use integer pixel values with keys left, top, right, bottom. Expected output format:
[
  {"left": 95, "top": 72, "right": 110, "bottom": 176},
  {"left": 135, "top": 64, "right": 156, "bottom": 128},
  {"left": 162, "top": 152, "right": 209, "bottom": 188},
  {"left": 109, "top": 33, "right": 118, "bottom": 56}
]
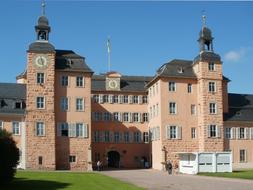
[{"left": 107, "top": 151, "right": 120, "bottom": 168}]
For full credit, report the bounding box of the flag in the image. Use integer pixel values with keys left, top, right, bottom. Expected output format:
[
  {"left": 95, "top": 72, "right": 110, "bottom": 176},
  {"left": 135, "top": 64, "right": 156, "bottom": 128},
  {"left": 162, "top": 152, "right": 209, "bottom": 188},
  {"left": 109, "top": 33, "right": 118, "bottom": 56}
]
[{"left": 107, "top": 38, "right": 111, "bottom": 53}]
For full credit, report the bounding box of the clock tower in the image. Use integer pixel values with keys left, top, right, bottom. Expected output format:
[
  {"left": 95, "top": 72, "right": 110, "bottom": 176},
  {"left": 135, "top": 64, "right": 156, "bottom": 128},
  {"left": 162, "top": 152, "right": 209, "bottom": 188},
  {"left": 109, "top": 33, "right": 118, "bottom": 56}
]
[{"left": 25, "top": 3, "right": 56, "bottom": 169}]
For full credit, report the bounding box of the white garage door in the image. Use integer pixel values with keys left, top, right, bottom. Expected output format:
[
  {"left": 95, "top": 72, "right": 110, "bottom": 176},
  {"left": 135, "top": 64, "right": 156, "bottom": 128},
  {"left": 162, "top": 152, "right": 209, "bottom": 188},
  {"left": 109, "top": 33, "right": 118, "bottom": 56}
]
[
  {"left": 198, "top": 153, "right": 213, "bottom": 172},
  {"left": 216, "top": 154, "right": 231, "bottom": 172}
]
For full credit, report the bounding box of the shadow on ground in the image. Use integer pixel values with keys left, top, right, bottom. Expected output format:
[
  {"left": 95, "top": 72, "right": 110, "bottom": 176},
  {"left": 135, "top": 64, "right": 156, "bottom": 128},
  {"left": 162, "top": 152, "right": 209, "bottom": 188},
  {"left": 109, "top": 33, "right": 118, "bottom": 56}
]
[{"left": 1, "top": 178, "right": 70, "bottom": 190}]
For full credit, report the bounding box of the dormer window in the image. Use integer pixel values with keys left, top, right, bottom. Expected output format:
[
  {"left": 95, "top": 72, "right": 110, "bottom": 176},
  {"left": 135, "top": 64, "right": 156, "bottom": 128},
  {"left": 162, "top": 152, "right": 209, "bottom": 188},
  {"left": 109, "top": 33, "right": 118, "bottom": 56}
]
[
  {"left": 15, "top": 101, "right": 26, "bottom": 109},
  {"left": 177, "top": 67, "right": 184, "bottom": 73},
  {"left": 0, "top": 100, "right": 7, "bottom": 108}
]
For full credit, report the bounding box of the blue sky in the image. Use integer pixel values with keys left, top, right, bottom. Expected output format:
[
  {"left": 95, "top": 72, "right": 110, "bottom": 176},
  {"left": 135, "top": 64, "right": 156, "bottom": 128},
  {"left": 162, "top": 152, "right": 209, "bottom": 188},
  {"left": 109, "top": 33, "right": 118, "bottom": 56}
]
[{"left": 0, "top": 1, "right": 253, "bottom": 94}]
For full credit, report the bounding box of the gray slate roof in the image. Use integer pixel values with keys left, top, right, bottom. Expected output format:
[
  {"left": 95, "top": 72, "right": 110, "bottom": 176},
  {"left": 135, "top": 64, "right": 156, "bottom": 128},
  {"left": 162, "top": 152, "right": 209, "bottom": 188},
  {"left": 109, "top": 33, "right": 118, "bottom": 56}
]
[
  {"left": 55, "top": 50, "right": 93, "bottom": 73},
  {"left": 92, "top": 75, "right": 152, "bottom": 92},
  {"left": 224, "top": 93, "right": 253, "bottom": 122},
  {"left": 0, "top": 83, "right": 26, "bottom": 115}
]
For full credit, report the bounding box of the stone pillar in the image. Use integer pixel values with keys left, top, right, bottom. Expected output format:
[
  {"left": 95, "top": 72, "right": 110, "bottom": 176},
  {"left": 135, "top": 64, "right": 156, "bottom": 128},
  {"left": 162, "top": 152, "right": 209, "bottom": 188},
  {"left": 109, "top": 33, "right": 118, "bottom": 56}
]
[{"left": 87, "top": 145, "right": 93, "bottom": 171}]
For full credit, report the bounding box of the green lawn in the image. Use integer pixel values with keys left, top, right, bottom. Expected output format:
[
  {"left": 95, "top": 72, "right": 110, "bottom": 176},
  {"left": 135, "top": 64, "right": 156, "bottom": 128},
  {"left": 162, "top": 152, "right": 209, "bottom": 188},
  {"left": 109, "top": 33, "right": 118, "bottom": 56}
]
[
  {"left": 198, "top": 170, "right": 253, "bottom": 180},
  {"left": 1, "top": 171, "right": 144, "bottom": 190}
]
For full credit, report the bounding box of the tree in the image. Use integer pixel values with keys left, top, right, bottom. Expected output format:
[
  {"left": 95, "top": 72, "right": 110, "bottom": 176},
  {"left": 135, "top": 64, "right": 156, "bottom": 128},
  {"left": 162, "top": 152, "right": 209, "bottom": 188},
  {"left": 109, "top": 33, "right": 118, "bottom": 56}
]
[{"left": 0, "top": 129, "right": 19, "bottom": 183}]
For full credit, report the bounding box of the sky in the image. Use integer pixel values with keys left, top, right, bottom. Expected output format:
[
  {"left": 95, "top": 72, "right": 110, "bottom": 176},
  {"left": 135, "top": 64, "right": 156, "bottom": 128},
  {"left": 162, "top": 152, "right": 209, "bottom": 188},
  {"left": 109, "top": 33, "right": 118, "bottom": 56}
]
[{"left": 0, "top": 1, "right": 253, "bottom": 94}]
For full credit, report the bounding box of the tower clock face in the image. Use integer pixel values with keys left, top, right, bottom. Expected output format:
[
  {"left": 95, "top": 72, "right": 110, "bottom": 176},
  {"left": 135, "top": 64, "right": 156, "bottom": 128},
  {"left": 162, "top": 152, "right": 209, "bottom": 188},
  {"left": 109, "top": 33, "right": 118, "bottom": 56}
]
[
  {"left": 33, "top": 54, "right": 49, "bottom": 69},
  {"left": 108, "top": 79, "right": 118, "bottom": 89}
]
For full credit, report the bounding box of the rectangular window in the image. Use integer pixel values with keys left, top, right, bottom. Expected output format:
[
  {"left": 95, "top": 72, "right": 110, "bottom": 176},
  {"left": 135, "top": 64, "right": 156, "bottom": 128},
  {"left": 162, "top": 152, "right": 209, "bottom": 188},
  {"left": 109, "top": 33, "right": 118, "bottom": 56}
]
[
  {"left": 143, "top": 95, "right": 148, "bottom": 104},
  {"left": 225, "top": 127, "right": 232, "bottom": 139},
  {"left": 69, "top": 155, "right": 76, "bottom": 163},
  {"left": 113, "top": 112, "right": 119, "bottom": 121},
  {"left": 38, "top": 156, "right": 43, "bottom": 165},
  {"left": 76, "top": 76, "right": 84, "bottom": 87},
  {"left": 170, "top": 126, "right": 177, "bottom": 139},
  {"left": 124, "top": 132, "right": 129, "bottom": 143},
  {"left": 76, "top": 98, "right": 84, "bottom": 111},
  {"left": 76, "top": 123, "right": 84, "bottom": 137},
  {"left": 169, "top": 102, "right": 177, "bottom": 114},
  {"left": 93, "top": 112, "right": 101, "bottom": 121},
  {"left": 103, "top": 95, "right": 109, "bottom": 103},
  {"left": 37, "top": 73, "right": 44, "bottom": 84},
  {"left": 240, "top": 149, "right": 246, "bottom": 162},
  {"left": 209, "top": 103, "right": 217, "bottom": 114},
  {"left": 123, "top": 95, "right": 128, "bottom": 103},
  {"left": 208, "top": 125, "right": 217, "bottom": 138},
  {"left": 143, "top": 113, "right": 148, "bottom": 122},
  {"left": 104, "top": 131, "right": 110, "bottom": 142},
  {"left": 0, "top": 121, "right": 3, "bottom": 130},
  {"left": 103, "top": 112, "right": 111, "bottom": 121},
  {"left": 36, "top": 97, "right": 45, "bottom": 109},
  {"left": 208, "top": 82, "right": 216, "bottom": 92},
  {"left": 61, "top": 75, "right": 68, "bottom": 86},
  {"left": 113, "top": 95, "right": 118, "bottom": 103},
  {"left": 94, "top": 131, "right": 100, "bottom": 142},
  {"left": 36, "top": 122, "right": 45, "bottom": 136},
  {"left": 133, "top": 113, "right": 139, "bottom": 122},
  {"left": 168, "top": 82, "right": 176, "bottom": 92},
  {"left": 133, "top": 96, "right": 138, "bottom": 104},
  {"left": 114, "top": 132, "right": 120, "bottom": 143},
  {"left": 12, "top": 121, "right": 20, "bottom": 135},
  {"left": 93, "top": 95, "right": 99, "bottom": 103},
  {"left": 60, "top": 97, "right": 69, "bottom": 111},
  {"left": 15, "top": 101, "right": 25, "bottom": 109},
  {"left": 188, "top": 84, "right": 192, "bottom": 93},
  {"left": 191, "top": 104, "right": 196, "bottom": 115},
  {"left": 191, "top": 128, "right": 196, "bottom": 139},
  {"left": 143, "top": 132, "right": 149, "bottom": 143},
  {"left": 239, "top": 127, "right": 245, "bottom": 139},
  {"left": 134, "top": 132, "right": 141, "bottom": 143},
  {"left": 208, "top": 62, "right": 215, "bottom": 71},
  {"left": 123, "top": 112, "right": 129, "bottom": 122},
  {"left": 60, "top": 123, "right": 68, "bottom": 136}
]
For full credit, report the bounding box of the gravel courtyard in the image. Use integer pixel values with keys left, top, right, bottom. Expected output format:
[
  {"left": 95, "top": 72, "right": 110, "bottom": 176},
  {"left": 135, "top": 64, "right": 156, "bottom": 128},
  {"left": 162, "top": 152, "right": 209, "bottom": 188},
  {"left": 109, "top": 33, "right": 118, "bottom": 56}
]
[{"left": 102, "top": 169, "right": 253, "bottom": 190}]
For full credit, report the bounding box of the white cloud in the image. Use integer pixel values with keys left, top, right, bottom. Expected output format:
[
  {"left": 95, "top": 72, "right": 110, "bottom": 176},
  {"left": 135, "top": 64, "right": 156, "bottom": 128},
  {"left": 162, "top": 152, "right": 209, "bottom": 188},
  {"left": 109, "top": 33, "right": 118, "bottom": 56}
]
[{"left": 224, "top": 47, "right": 252, "bottom": 62}]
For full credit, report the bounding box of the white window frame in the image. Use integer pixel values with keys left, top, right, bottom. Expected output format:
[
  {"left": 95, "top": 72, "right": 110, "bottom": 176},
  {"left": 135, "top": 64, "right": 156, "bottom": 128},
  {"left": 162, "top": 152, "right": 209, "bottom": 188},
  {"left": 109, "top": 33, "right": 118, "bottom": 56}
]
[
  {"left": 208, "top": 124, "right": 219, "bottom": 138},
  {"left": 69, "top": 155, "right": 76, "bottom": 163},
  {"left": 93, "top": 95, "right": 99, "bottom": 103},
  {"left": 36, "top": 122, "right": 45, "bottom": 136},
  {"left": 143, "top": 113, "right": 148, "bottom": 122},
  {"left": 60, "top": 97, "right": 69, "bottom": 111},
  {"left": 225, "top": 127, "right": 232, "bottom": 139},
  {"left": 191, "top": 104, "right": 196, "bottom": 115},
  {"left": 208, "top": 62, "right": 216, "bottom": 71},
  {"left": 168, "top": 81, "right": 176, "bottom": 92},
  {"left": 143, "top": 132, "right": 149, "bottom": 143},
  {"left": 209, "top": 103, "right": 217, "bottom": 114},
  {"left": 61, "top": 75, "right": 68, "bottom": 87},
  {"left": 187, "top": 84, "right": 192, "bottom": 93},
  {"left": 208, "top": 81, "right": 216, "bottom": 93},
  {"left": 0, "top": 121, "right": 3, "bottom": 130},
  {"left": 191, "top": 128, "right": 196, "bottom": 139},
  {"left": 123, "top": 95, "right": 128, "bottom": 103},
  {"left": 143, "top": 95, "right": 148, "bottom": 104},
  {"left": 76, "top": 98, "right": 84, "bottom": 111},
  {"left": 36, "top": 96, "right": 45, "bottom": 109},
  {"left": 133, "top": 95, "right": 138, "bottom": 104},
  {"left": 37, "top": 72, "right": 45, "bottom": 84},
  {"left": 76, "top": 76, "right": 84, "bottom": 87},
  {"left": 12, "top": 121, "right": 20, "bottom": 135},
  {"left": 239, "top": 149, "right": 247, "bottom": 163},
  {"left": 169, "top": 102, "right": 177, "bottom": 114}
]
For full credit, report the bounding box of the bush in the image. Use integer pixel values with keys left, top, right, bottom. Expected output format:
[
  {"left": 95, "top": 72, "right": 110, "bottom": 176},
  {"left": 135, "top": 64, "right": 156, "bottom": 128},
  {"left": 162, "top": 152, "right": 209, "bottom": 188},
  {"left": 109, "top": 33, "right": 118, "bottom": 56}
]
[{"left": 0, "top": 129, "right": 19, "bottom": 183}]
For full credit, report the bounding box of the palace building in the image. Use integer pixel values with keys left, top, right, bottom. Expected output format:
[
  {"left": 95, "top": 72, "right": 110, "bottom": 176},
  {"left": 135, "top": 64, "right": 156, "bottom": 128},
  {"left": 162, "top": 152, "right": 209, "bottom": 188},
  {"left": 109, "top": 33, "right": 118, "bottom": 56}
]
[{"left": 0, "top": 7, "right": 253, "bottom": 172}]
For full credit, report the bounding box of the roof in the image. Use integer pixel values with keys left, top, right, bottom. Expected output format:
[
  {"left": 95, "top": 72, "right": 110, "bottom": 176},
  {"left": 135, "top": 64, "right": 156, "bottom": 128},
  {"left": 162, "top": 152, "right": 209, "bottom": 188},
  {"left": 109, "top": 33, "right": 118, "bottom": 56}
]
[
  {"left": 224, "top": 93, "right": 253, "bottom": 122},
  {"left": 194, "top": 51, "right": 221, "bottom": 63},
  {"left": 92, "top": 75, "right": 152, "bottom": 92},
  {"left": 55, "top": 50, "right": 93, "bottom": 73},
  {"left": 28, "top": 41, "right": 55, "bottom": 53},
  {"left": 0, "top": 83, "right": 26, "bottom": 115}
]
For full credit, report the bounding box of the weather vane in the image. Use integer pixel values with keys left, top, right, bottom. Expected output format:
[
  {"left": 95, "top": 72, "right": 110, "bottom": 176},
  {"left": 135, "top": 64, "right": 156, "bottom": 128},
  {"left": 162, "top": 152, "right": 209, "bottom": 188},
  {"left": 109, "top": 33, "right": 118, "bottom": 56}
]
[
  {"left": 202, "top": 10, "right": 206, "bottom": 26},
  {"left": 42, "top": 0, "right": 46, "bottom": 16}
]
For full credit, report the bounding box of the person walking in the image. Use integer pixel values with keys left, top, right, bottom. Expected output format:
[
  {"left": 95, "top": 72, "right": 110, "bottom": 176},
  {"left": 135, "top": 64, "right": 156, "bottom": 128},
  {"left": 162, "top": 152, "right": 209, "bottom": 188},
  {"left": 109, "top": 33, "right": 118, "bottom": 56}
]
[
  {"left": 167, "top": 161, "right": 172, "bottom": 175},
  {"left": 97, "top": 160, "right": 101, "bottom": 171}
]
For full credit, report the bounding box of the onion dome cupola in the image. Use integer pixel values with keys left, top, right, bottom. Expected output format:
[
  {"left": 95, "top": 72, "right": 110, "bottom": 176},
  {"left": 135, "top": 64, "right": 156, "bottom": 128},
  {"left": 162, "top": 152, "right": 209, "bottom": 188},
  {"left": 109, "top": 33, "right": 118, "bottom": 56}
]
[
  {"left": 198, "top": 14, "right": 214, "bottom": 52},
  {"left": 35, "top": 15, "right": 51, "bottom": 41}
]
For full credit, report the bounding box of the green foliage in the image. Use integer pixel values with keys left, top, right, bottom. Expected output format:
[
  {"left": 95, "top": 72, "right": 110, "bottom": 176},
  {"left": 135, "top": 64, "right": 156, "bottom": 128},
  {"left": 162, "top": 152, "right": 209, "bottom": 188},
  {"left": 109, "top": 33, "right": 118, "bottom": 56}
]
[
  {"left": 0, "top": 129, "right": 20, "bottom": 183},
  {"left": 198, "top": 170, "right": 253, "bottom": 180},
  {"left": 2, "top": 171, "right": 144, "bottom": 190}
]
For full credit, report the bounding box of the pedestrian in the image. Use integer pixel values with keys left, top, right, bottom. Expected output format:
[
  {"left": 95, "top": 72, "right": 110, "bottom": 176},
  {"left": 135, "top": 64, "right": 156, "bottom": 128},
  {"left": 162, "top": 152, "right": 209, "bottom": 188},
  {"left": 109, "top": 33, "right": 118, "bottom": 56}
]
[
  {"left": 97, "top": 160, "right": 101, "bottom": 171},
  {"left": 167, "top": 161, "right": 172, "bottom": 175}
]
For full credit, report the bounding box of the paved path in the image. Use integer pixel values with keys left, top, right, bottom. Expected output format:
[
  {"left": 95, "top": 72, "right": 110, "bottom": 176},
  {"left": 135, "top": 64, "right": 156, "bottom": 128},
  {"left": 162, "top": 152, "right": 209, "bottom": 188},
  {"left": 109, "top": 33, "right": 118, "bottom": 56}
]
[{"left": 102, "top": 169, "right": 253, "bottom": 190}]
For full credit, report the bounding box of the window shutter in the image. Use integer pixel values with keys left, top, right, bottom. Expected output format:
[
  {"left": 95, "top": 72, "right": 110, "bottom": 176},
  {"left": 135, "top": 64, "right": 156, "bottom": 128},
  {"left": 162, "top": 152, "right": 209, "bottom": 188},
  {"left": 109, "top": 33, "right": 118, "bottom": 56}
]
[
  {"left": 138, "top": 95, "right": 143, "bottom": 104},
  {"left": 166, "top": 126, "right": 170, "bottom": 139},
  {"left": 83, "top": 124, "right": 88, "bottom": 138},
  {"left": 129, "top": 113, "right": 133, "bottom": 123},
  {"left": 250, "top": 128, "right": 253, "bottom": 139},
  {"left": 232, "top": 127, "right": 236, "bottom": 139},
  {"left": 57, "top": 123, "right": 61, "bottom": 136},
  {"left": 138, "top": 113, "right": 142, "bottom": 123},
  {"left": 119, "top": 95, "right": 123, "bottom": 104},
  {"left": 99, "top": 94, "right": 104, "bottom": 104},
  {"left": 118, "top": 112, "right": 122, "bottom": 122},
  {"left": 207, "top": 125, "right": 211, "bottom": 138},
  {"left": 129, "top": 95, "right": 133, "bottom": 104},
  {"left": 245, "top": 128, "right": 249, "bottom": 139},
  {"left": 109, "top": 95, "right": 113, "bottom": 104},
  {"left": 236, "top": 127, "right": 240, "bottom": 139},
  {"left": 216, "top": 125, "right": 221, "bottom": 138},
  {"left": 177, "top": 126, "right": 182, "bottom": 139},
  {"left": 69, "top": 123, "right": 76, "bottom": 137}
]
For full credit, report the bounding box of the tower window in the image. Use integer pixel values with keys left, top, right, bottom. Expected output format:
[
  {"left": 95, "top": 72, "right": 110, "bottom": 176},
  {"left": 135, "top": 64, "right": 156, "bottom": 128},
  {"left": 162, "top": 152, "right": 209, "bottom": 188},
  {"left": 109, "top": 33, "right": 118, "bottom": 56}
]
[
  {"left": 208, "top": 82, "right": 216, "bottom": 93},
  {"left": 37, "top": 73, "right": 44, "bottom": 84},
  {"left": 209, "top": 103, "right": 217, "bottom": 114},
  {"left": 208, "top": 125, "right": 218, "bottom": 138},
  {"left": 36, "top": 122, "right": 45, "bottom": 136},
  {"left": 208, "top": 62, "right": 215, "bottom": 71},
  {"left": 36, "top": 97, "right": 45, "bottom": 109}
]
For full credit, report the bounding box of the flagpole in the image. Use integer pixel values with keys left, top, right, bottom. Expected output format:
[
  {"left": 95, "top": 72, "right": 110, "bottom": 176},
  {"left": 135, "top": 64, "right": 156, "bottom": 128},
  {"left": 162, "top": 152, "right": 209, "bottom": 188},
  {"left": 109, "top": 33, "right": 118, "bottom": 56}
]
[{"left": 107, "top": 37, "right": 111, "bottom": 72}]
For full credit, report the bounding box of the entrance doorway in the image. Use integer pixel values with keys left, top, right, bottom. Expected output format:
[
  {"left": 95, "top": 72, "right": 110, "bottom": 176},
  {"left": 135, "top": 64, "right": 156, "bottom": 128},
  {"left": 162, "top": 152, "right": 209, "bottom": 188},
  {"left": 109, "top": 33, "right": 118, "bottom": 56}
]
[{"left": 107, "top": 151, "right": 120, "bottom": 168}]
